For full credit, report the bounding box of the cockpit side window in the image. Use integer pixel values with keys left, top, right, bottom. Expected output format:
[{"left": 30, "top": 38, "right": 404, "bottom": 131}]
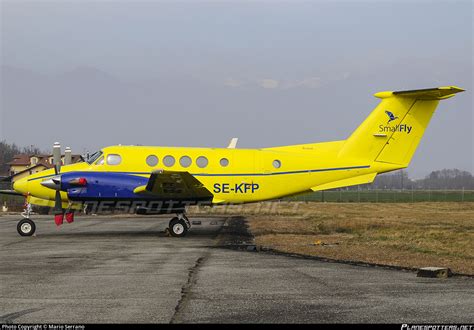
[
  {"left": 95, "top": 156, "right": 104, "bottom": 165},
  {"left": 87, "top": 151, "right": 103, "bottom": 165},
  {"left": 106, "top": 154, "right": 122, "bottom": 166}
]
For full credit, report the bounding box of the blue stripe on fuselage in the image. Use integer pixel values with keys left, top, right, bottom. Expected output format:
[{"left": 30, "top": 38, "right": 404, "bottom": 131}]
[{"left": 28, "top": 165, "right": 370, "bottom": 182}]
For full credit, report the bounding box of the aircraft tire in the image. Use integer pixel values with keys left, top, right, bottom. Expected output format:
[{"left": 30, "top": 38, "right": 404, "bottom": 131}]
[
  {"left": 169, "top": 217, "right": 188, "bottom": 237},
  {"left": 17, "top": 218, "right": 36, "bottom": 237}
]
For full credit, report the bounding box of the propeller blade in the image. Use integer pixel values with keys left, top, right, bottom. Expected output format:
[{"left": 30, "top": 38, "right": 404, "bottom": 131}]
[
  {"left": 53, "top": 142, "right": 62, "bottom": 175},
  {"left": 53, "top": 190, "right": 62, "bottom": 214},
  {"left": 64, "top": 147, "right": 72, "bottom": 165}
]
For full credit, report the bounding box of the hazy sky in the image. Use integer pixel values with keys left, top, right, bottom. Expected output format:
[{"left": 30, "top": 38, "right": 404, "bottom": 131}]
[{"left": 0, "top": 0, "right": 472, "bottom": 178}]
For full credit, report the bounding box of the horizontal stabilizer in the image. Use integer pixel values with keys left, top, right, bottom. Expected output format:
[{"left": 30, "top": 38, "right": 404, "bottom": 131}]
[
  {"left": 375, "top": 86, "right": 464, "bottom": 100},
  {"left": 311, "top": 173, "right": 377, "bottom": 191}
]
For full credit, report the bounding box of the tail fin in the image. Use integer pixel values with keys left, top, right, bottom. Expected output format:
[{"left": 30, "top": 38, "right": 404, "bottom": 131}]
[{"left": 339, "top": 86, "right": 464, "bottom": 168}]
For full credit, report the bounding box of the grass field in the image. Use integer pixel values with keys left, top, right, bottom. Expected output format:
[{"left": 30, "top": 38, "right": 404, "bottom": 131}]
[
  {"left": 285, "top": 189, "right": 474, "bottom": 203},
  {"left": 191, "top": 202, "right": 474, "bottom": 275}
]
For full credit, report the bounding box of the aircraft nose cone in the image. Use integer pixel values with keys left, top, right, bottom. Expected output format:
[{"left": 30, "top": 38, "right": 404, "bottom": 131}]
[{"left": 13, "top": 177, "right": 28, "bottom": 194}]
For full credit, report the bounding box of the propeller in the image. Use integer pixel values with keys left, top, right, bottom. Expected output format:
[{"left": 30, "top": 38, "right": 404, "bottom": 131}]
[
  {"left": 53, "top": 143, "right": 63, "bottom": 216},
  {"left": 39, "top": 142, "right": 77, "bottom": 225},
  {"left": 64, "top": 147, "right": 72, "bottom": 166},
  {"left": 53, "top": 142, "right": 62, "bottom": 175},
  {"left": 42, "top": 142, "right": 64, "bottom": 217}
]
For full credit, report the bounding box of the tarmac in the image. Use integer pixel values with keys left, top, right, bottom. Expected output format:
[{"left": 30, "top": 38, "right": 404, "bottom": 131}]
[{"left": 0, "top": 214, "right": 472, "bottom": 323}]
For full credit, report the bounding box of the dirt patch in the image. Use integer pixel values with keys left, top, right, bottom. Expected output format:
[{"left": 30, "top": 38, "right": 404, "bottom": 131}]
[
  {"left": 194, "top": 202, "right": 474, "bottom": 275},
  {"left": 215, "top": 216, "right": 255, "bottom": 249}
]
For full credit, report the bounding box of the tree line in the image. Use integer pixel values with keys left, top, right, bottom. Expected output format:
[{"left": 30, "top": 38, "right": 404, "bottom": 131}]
[
  {"left": 370, "top": 169, "right": 474, "bottom": 190},
  {"left": 0, "top": 140, "right": 44, "bottom": 176}
]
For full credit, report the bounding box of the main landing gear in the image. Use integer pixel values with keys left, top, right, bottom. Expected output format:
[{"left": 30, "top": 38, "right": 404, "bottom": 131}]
[{"left": 168, "top": 213, "right": 191, "bottom": 238}]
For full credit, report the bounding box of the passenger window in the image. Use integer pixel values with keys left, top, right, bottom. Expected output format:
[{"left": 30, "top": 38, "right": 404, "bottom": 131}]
[
  {"left": 196, "top": 156, "right": 208, "bottom": 168},
  {"left": 180, "top": 156, "right": 192, "bottom": 168},
  {"left": 107, "top": 154, "right": 122, "bottom": 166},
  {"left": 220, "top": 158, "right": 229, "bottom": 167},
  {"left": 163, "top": 155, "right": 175, "bottom": 167},
  {"left": 146, "top": 155, "right": 159, "bottom": 167},
  {"left": 273, "top": 160, "right": 281, "bottom": 169}
]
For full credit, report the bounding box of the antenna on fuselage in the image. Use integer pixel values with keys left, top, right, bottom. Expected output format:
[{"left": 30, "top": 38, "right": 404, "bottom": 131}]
[{"left": 227, "top": 138, "right": 238, "bottom": 149}]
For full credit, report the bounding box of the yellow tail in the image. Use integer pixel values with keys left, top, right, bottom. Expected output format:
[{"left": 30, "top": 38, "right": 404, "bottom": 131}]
[{"left": 339, "top": 86, "right": 464, "bottom": 169}]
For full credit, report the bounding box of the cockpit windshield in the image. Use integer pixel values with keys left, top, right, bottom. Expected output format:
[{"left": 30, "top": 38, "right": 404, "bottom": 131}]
[{"left": 87, "top": 151, "right": 104, "bottom": 165}]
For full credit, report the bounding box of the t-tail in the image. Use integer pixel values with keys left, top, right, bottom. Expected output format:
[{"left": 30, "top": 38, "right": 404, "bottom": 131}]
[{"left": 339, "top": 86, "right": 464, "bottom": 173}]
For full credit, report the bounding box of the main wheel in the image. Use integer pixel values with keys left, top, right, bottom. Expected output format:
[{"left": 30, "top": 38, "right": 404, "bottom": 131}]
[
  {"left": 169, "top": 217, "right": 188, "bottom": 237},
  {"left": 17, "top": 218, "right": 36, "bottom": 237}
]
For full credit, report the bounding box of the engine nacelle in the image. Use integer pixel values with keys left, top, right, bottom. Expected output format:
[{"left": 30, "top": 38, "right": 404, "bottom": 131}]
[{"left": 60, "top": 172, "right": 149, "bottom": 201}]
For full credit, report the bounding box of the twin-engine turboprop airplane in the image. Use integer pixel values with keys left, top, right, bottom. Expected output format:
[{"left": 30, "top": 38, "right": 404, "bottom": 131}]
[{"left": 3, "top": 86, "right": 464, "bottom": 237}]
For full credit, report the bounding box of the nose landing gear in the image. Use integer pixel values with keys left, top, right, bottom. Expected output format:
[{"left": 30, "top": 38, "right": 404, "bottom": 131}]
[
  {"left": 17, "top": 218, "right": 36, "bottom": 236},
  {"left": 15, "top": 202, "right": 74, "bottom": 236},
  {"left": 17, "top": 203, "right": 36, "bottom": 236}
]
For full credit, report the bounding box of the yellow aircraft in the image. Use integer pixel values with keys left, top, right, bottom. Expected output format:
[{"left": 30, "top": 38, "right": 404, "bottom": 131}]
[{"left": 4, "top": 86, "right": 464, "bottom": 237}]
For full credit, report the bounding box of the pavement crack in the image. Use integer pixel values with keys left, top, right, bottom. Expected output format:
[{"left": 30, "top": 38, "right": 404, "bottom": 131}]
[
  {"left": 0, "top": 308, "right": 42, "bottom": 324},
  {"left": 170, "top": 254, "right": 208, "bottom": 324}
]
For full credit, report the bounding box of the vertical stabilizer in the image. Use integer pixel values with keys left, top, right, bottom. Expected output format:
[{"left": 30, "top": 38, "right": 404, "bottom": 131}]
[{"left": 338, "top": 86, "right": 464, "bottom": 168}]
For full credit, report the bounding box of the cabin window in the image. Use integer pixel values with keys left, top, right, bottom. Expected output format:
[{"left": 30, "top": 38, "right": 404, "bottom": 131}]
[
  {"left": 220, "top": 158, "right": 229, "bottom": 167},
  {"left": 163, "top": 155, "right": 175, "bottom": 167},
  {"left": 196, "top": 156, "right": 208, "bottom": 168},
  {"left": 107, "top": 154, "right": 122, "bottom": 166},
  {"left": 146, "top": 155, "right": 159, "bottom": 167},
  {"left": 273, "top": 160, "right": 281, "bottom": 169},
  {"left": 180, "top": 156, "right": 192, "bottom": 168}
]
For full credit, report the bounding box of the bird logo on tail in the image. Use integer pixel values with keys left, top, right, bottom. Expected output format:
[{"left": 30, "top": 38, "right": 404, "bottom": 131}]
[{"left": 385, "top": 110, "right": 398, "bottom": 124}]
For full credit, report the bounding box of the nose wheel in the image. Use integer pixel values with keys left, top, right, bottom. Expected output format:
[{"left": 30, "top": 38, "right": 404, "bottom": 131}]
[
  {"left": 17, "top": 218, "right": 36, "bottom": 236},
  {"left": 17, "top": 202, "right": 36, "bottom": 236}
]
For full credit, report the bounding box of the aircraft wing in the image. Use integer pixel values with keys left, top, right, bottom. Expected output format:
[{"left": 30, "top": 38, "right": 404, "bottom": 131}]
[
  {"left": 0, "top": 190, "right": 23, "bottom": 196},
  {"left": 27, "top": 196, "right": 82, "bottom": 210},
  {"left": 134, "top": 170, "right": 214, "bottom": 201},
  {"left": 0, "top": 176, "right": 12, "bottom": 182}
]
